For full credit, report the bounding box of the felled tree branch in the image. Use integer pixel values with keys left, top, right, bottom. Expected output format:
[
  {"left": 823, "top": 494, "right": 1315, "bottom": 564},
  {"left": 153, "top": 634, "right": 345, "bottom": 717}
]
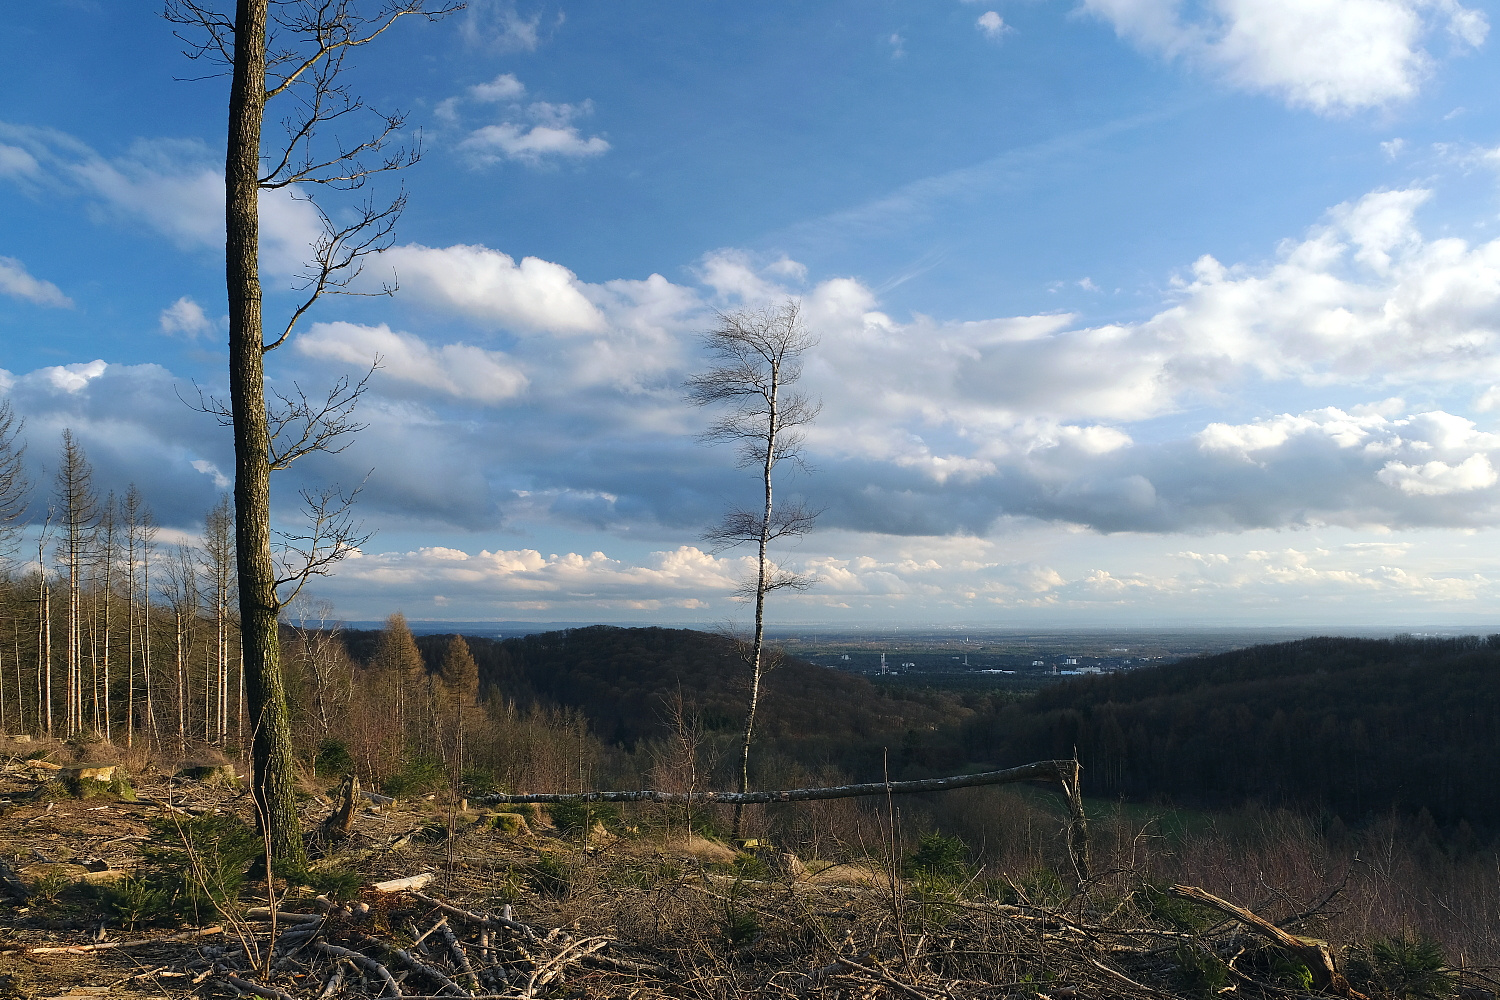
[{"left": 478, "top": 759, "right": 1091, "bottom": 876}]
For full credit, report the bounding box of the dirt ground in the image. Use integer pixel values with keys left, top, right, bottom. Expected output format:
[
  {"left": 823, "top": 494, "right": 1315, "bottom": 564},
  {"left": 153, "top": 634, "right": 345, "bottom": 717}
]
[{"left": 6, "top": 737, "right": 1491, "bottom": 1000}]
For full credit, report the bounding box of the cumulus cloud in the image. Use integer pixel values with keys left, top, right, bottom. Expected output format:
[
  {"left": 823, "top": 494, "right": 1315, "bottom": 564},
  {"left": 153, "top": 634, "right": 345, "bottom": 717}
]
[
  {"left": 159, "top": 296, "right": 215, "bottom": 338},
  {"left": 1, "top": 360, "right": 236, "bottom": 525},
  {"left": 459, "top": 100, "right": 610, "bottom": 167},
  {"left": 470, "top": 72, "right": 526, "bottom": 101},
  {"left": 976, "top": 11, "right": 1011, "bottom": 39},
  {"left": 0, "top": 255, "right": 71, "bottom": 307},
  {"left": 328, "top": 544, "right": 750, "bottom": 611},
  {"left": 1082, "top": 0, "right": 1487, "bottom": 113},
  {"left": 296, "top": 321, "right": 529, "bottom": 403},
  {"left": 385, "top": 243, "right": 607, "bottom": 333}
]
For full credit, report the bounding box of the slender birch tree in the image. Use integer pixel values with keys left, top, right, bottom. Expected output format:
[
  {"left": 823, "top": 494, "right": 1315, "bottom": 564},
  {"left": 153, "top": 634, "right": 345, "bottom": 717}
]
[{"left": 686, "top": 301, "right": 821, "bottom": 839}]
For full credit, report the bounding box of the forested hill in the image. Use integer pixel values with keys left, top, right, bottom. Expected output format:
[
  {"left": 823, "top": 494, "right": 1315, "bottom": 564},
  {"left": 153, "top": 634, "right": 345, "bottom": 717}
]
[
  {"left": 958, "top": 635, "right": 1500, "bottom": 831},
  {"left": 345, "top": 625, "right": 963, "bottom": 777}
]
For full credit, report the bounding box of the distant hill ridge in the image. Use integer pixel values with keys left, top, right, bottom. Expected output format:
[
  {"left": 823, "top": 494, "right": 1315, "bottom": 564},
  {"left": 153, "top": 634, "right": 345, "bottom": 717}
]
[
  {"left": 960, "top": 634, "right": 1500, "bottom": 831},
  {"left": 341, "top": 626, "right": 1500, "bottom": 830},
  {"left": 344, "top": 624, "right": 964, "bottom": 780}
]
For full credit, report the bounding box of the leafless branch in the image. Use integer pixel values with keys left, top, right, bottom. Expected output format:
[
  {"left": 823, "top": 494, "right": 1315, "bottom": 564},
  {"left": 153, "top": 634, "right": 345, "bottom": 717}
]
[
  {"left": 265, "top": 362, "right": 379, "bottom": 470},
  {"left": 263, "top": 193, "right": 403, "bottom": 353},
  {"left": 180, "top": 382, "right": 236, "bottom": 427},
  {"left": 273, "top": 480, "right": 372, "bottom": 608},
  {"left": 704, "top": 499, "right": 821, "bottom": 550},
  {"left": 164, "top": 0, "right": 236, "bottom": 68}
]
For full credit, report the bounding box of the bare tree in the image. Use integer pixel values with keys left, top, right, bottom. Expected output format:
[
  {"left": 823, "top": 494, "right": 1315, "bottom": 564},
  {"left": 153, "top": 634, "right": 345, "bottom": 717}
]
[
  {"left": 54, "top": 431, "right": 100, "bottom": 738},
  {"left": 0, "top": 400, "right": 29, "bottom": 561},
  {"left": 287, "top": 596, "right": 351, "bottom": 744},
  {"left": 202, "top": 494, "right": 235, "bottom": 743},
  {"left": 34, "top": 511, "right": 54, "bottom": 735},
  {"left": 93, "top": 494, "right": 118, "bottom": 739},
  {"left": 158, "top": 541, "right": 201, "bottom": 754},
  {"left": 685, "top": 300, "right": 821, "bottom": 839},
  {"left": 166, "top": 0, "right": 456, "bottom": 865}
]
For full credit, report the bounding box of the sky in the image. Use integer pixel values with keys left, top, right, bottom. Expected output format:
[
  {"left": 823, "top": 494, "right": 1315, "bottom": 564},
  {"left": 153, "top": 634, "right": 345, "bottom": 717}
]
[{"left": 3, "top": 0, "right": 1500, "bottom": 628}]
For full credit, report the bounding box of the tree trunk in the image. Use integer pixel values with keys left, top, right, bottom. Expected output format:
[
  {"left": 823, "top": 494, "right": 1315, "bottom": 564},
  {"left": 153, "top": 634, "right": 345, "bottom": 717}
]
[
  {"left": 228, "top": 0, "right": 305, "bottom": 870},
  {"left": 731, "top": 363, "right": 779, "bottom": 842}
]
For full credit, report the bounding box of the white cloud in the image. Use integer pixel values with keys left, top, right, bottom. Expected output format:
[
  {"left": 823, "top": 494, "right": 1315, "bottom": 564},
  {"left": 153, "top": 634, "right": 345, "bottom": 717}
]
[
  {"left": 296, "top": 321, "right": 529, "bottom": 403},
  {"left": 0, "top": 123, "right": 321, "bottom": 274},
  {"left": 461, "top": 122, "right": 610, "bottom": 166},
  {"left": 329, "top": 544, "right": 750, "bottom": 610},
  {"left": 1377, "top": 453, "right": 1497, "bottom": 495},
  {"left": 0, "top": 255, "right": 71, "bottom": 307},
  {"left": 159, "top": 296, "right": 215, "bottom": 339},
  {"left": 1083, "top": 0, "right": 1487, "bottom": 113},
  {"left": 0, "top": 143, "right": 40, "bottom": 178},
  {"left": 976, "top": 11, "right": 1011, "bottom": 39},
  {"left": 459, "top": 98, "right": 610, "bottom": 167},
  {"left": 460, "top": 1, "right": 546, "bottom": 51},
  {"left": 888, "top": 33, "right": 908, "bottom": 58},
  {"left": 191, "top": 459, "right": 230, "bottom": 489},
  {"left": 40, "top": 360, "right": 108, "bottom": 393},
  {"left": 470, "top": 73, "right": 526, "bottom": 102},
  {"left": 385, "top": 243, "right": 607, "bottom": 333}
]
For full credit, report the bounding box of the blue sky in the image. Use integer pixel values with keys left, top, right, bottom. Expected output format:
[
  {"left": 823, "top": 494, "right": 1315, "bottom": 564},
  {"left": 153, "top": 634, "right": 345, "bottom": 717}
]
[{"left": 4, "top": 0, "right": 1500, "bottom": 626}]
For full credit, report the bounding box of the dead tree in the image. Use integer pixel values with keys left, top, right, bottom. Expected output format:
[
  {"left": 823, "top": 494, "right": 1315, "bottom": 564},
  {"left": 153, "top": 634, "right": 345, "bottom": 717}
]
[
  {"left": 686, "top": 301, "right": 821, "bottom": 840},
  {"left": 166, "top": 0, "right": 456, "bottom": 866},
  {"left": 0, "top": 400, "right": 28, "bottom": 561},
  {"left": 54, "top": 431, "right": 100, "bottom": 739},
  {"left": 157, "top": 541, "right": 201, "bottom": 754}
]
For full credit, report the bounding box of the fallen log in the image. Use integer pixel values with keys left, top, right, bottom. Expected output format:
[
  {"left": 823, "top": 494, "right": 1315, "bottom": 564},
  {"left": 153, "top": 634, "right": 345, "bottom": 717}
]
[
  {"left": 1168, "top": 884, "right": 1368, "bottom": 999},
  {"left": 21, "top": 925, "right": 224, "bottom": 954},
  {"left": 477, "top": 758, "right": 1091, "bottom": 876}
]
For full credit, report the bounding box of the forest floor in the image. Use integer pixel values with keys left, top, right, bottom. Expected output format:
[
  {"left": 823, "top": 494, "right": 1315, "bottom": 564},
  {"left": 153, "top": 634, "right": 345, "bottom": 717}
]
[{"left": 1, "top": 738, "right": 1495, "bottom": 1000}]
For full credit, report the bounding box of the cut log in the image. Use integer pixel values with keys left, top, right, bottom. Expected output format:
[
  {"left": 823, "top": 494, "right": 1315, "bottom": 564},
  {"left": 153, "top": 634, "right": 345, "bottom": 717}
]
[{"left": 373, "top": 873, "right": 434, "bottom": 893}]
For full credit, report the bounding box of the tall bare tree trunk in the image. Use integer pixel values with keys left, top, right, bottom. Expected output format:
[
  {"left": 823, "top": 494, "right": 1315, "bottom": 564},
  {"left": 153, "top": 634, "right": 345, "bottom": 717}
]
[
  {"left": 141, "top": 521, "right": 156, "bottom": 750},
  {"left": 100, "top": 499, "right": 115, "bottom": 744},
  {"left": 228, "top": 0, "right": 305, "bottom": 868}
]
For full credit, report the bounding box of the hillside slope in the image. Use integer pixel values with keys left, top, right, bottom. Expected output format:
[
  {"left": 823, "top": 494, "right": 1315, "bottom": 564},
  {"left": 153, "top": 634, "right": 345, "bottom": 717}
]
[
  {"left": 959, "top": 635, "right": 1500, "bottom": 829},
  {"left": 349, "top": 625, "right": 969, "bottom": 781}
]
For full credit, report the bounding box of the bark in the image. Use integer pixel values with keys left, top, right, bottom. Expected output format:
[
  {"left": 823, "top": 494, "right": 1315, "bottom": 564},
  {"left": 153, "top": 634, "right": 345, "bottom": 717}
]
[{"left": 229, "top": 0, "right": 305, "bottom": 870}]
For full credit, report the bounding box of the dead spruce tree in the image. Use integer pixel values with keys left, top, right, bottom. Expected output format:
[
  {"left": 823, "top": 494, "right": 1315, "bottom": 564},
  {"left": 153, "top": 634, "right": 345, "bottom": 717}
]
[
  {"left": 686, "top": 301, "right": 820, "bottom": 840},
  {"left": 167, "top": 0, "right": 456, "bottom": 866}
]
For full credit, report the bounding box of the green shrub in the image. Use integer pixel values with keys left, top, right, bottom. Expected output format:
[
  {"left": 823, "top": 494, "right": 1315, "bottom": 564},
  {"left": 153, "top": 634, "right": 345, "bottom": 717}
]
[
  {"left": 107, "top": 875, "right": 175, "bottom": 930},
  {"left": 304, "top": 865, "right": 362, "bottom": 904},
  {"left": 383, "top": 756, "right": 447, "bottom": 796},
  {"left": 995, "top": 866, "right": 1068, "bottom": 906},
  {"left": 1174, "top": 943, "right": 1231, "bottom": 998},
  {"left": 524, "top": 855, "right": 572, "bottom": 898},
  {"left": 905, "top": 831, "right": 972, "bottom": 885},
  {"left": 548, "top": 800, "right": 619, "bottom": 833},
  {"left": 1347, "top": 935, "right": 1451, "bottom": 1000},
  {"left": 720, "top": 906, "right": 760, "bottom": 948},
  {"left": 131, "top": 814, "right": 263, "bottom": 924},
  {"left": 313, "top": 738, "right": 353, "bottom": 777}
]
